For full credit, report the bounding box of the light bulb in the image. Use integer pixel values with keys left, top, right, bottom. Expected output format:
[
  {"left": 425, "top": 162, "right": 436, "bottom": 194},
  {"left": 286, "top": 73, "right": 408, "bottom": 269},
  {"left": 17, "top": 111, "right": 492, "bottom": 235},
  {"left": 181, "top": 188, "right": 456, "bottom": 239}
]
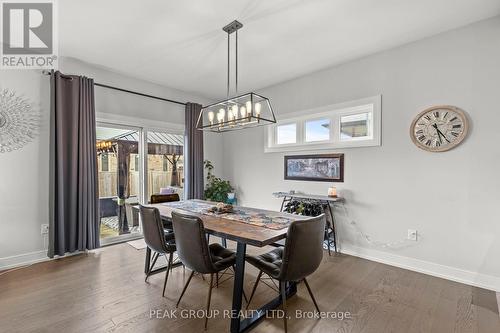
[
  {"left": 218, "top": 108, "right": 225, "bottom": 123},
  {"left": 245, "top": 101, "right": 252, "bottom": 113},
  {"left": 240, "top": 106, "right": 247, "bottom": 118},
  {"left": 231, "top": 105, "right": 238, "bottom": 118},
  {"left": 255, "top": 102, "right": 262, "bottom": 117},
  {"left": 208, "top": 111, "right": 214, "bottom": 123}
]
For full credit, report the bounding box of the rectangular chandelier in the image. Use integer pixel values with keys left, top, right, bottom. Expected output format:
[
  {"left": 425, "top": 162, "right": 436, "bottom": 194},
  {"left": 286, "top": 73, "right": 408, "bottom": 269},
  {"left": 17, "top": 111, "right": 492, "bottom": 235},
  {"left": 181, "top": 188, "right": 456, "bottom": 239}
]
[
  {"left": 197, "top": 92, "right": 276, "bottom": 132},
  {"left": 196, "top": 20, "right": 276, "bottom": 133}
]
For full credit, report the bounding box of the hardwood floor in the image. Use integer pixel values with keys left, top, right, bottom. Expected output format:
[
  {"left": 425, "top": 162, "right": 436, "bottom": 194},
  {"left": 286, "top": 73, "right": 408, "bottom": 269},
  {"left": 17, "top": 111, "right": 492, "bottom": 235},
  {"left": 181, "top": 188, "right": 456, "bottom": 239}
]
[{"left": 0, "top": 243, "right": 498, "bottom": 333}]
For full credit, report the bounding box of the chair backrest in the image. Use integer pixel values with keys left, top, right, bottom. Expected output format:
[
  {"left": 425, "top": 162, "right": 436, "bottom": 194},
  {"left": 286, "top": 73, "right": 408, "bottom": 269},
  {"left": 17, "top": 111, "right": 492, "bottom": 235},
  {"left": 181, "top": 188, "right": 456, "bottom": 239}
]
[
  {"left": 150, "top": 193, "right": 180, "bottom": 204},
  {"left": 139, "top": 205, "right": 170, "bottom": 254},
  {"left": 280, "top": 214, "right": 326, "bottom": 281},
  {"left": 171, "top": 211, "right": 215, "bottom": 274}
]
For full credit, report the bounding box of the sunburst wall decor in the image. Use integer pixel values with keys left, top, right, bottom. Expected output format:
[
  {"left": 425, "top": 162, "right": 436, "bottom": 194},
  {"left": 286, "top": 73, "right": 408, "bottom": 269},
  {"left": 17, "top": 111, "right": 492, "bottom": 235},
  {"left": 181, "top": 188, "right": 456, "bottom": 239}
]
[{"left": 0, "top": 89, "right": 39, "bottom": 153}]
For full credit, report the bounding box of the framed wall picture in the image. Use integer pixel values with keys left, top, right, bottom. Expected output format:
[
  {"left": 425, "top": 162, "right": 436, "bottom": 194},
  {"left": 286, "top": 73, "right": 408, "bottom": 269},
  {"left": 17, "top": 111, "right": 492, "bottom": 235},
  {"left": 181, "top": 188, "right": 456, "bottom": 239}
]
[{"left": 284, "top": 154, "right": 344, "bottom": 182}]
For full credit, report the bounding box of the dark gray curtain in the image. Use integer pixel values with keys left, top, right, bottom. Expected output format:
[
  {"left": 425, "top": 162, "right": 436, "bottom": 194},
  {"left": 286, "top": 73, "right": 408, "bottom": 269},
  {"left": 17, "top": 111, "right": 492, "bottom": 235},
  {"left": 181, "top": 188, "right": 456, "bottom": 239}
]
[
  {"left": 184, "top": 102, "right": 204, "bottom": 199},
  {"left": 48, "top": 71, "right": 99, "bottom": 257}
]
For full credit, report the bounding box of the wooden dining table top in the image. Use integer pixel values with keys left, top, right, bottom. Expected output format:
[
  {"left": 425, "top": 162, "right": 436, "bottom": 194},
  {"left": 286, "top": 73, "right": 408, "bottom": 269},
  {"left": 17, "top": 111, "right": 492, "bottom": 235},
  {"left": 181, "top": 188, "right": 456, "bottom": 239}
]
[{"left": 144, "top": 199, "right": 310, "bottom": 247}]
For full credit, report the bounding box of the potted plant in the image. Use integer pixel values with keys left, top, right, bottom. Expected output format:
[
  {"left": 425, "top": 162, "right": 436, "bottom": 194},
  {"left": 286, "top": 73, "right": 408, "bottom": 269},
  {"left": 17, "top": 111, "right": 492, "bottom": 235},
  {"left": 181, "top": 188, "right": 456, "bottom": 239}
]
[{"left": 204, "top": 160, "right": 234, "bottom": 203}]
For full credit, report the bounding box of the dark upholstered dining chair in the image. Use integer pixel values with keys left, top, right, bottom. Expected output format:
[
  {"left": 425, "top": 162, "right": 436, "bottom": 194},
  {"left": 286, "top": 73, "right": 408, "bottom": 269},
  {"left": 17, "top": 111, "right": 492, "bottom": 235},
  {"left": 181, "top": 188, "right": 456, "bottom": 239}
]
[
  {"left": 245, "top": 215, "right": 326, "bottom": 333},
  {"left": 150, "top": 193, "right": 180, "bottom": 230},
  {"left": 143, "top": 193, "right": 180, "bottom": 274},
  {"left": 171, "top": 211, "right": 237, "bottom": 330},
  {"left": 150, "top": 193, "right": 180, "bottom": 204},
  {"left": 139, "top": 205, "right": 177, "bottom": 297}
]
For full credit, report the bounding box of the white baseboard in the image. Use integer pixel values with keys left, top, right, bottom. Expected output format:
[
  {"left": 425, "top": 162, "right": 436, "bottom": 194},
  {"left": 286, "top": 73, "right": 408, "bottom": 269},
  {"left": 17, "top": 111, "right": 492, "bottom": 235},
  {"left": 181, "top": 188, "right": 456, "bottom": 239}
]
[
  {"left": 0, "top": 250, "right": 49, "bottom": 271},
  {"left": 0, "top": 249, "right": 88, "bottom": 272},
  {"left": 341, "top": 244, "right": 500, "bottom": 292}
]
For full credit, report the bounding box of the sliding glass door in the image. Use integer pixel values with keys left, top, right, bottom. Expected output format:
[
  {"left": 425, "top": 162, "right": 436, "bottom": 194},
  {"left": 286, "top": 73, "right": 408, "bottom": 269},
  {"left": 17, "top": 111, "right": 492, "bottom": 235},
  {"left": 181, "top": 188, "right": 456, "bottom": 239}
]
[
  {"left": 95, "top": 123, "right": 185, "bottom": 244},
  {"left": 146, "top": 130, "right": 185, "bottom": 200},
  {"left": 96, "top": 124, "right": 142, "bottom": 242}
]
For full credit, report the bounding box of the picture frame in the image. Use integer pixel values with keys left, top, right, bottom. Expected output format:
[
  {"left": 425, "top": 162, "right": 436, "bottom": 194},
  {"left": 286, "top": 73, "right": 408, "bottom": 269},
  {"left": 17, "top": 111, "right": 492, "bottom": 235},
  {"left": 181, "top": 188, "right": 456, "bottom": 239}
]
[{"left": 284, "top": 154, "right": 344, "bottom": 182}]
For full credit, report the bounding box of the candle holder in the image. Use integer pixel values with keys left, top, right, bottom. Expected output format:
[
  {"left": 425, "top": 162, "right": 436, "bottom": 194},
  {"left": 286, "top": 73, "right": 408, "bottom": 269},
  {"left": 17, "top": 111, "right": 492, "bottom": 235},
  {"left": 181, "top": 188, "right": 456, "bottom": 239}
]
[{"left": 328, "top": 187, "right": 337, "bottom": 198}]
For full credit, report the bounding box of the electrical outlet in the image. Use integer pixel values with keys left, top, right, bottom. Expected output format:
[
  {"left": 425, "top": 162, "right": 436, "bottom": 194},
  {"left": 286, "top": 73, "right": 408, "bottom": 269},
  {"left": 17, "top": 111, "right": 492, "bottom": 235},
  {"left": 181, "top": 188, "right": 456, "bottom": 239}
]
[
  {"left": 41, "top": 224, "right": 49, "bottom": 235},
  {"left": 407, "top": 229, "right": 417, "bottom": 241}
]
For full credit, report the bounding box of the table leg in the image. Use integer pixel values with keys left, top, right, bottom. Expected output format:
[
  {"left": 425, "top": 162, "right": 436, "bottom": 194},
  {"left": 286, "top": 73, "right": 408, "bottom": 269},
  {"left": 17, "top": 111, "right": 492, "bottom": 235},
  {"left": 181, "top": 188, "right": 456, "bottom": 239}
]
[
  {"left": 280, "top": 197, "right": 287, "bottom": 212},
  {"left": 230, "top": 241, "right": 297, "bottom": 332},
  {"left": 328, "top": 203, "right": 338, "bottom": 253},
  {"left": 230, "top": 242, "right": 247, "bottom": 333}
]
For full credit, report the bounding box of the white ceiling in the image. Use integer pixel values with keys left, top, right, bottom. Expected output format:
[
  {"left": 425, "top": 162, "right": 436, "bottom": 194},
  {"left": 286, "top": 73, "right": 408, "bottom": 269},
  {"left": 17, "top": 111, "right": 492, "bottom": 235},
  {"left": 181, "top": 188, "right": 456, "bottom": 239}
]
[{"left": 60, "top": 0, "right": 500, "bottom": 100}]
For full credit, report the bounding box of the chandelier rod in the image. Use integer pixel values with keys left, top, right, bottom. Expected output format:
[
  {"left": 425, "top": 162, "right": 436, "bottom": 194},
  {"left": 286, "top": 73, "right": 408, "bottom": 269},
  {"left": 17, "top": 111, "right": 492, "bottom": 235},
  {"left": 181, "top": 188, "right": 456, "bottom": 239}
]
[
  {"left": 235, "top": 29, "right": 238, "bottom": 95},
  {"left": 227, "top": 31, "right": 230, "bottom": 101}
]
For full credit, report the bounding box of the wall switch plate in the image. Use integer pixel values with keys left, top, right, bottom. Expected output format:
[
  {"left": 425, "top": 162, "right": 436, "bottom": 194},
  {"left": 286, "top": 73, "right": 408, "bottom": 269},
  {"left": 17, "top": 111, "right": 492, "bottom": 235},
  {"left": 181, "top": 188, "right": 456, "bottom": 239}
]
[
  {"left": 408, "top": 229, "right": 417, "bottom": 241},
  {"left": 41, "top": 224, "right": 49, "bottom": 235}
]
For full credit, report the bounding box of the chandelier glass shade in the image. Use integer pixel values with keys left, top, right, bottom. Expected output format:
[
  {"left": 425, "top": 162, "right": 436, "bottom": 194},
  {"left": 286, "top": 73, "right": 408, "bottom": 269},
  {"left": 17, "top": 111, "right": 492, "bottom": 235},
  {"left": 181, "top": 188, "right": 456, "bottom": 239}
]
[{"left": 196, "top": 20, "right": 276, "bottom": 133}]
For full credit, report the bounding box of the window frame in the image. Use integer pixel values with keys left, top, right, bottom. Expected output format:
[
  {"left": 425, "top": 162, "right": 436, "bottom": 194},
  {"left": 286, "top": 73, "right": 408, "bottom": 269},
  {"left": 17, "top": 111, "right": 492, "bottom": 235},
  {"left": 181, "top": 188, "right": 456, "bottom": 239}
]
[
  {"left": 265, "top": 95, "right": 381, "bottom": 153},
  {"left": 101, "top": 153, "right": 109, "bottom": 172}
]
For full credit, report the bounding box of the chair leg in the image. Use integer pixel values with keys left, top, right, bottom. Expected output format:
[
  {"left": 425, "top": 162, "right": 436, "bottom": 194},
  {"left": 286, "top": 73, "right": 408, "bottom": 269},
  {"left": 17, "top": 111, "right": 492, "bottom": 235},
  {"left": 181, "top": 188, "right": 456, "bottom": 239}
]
[
  {"left": 204, "top": 273, "right": 214, "bottom": 330},
  {"left": 246, "top": 270, "right": 263, "bottom": 309},
  {"left": 280, "top": 281, "right": 288, "bottom": 333},
  {"left": 303, "top": 278, "right": 320, "bottom": 313},
  {"left": 162, "top": 252, "right": 173, "bottom": 297},
  {"left": 176, "top": 270, "right": 195, "bottom": 307},
  {"left": 145, "top": 252, "right": 159, "bottom": 282}
]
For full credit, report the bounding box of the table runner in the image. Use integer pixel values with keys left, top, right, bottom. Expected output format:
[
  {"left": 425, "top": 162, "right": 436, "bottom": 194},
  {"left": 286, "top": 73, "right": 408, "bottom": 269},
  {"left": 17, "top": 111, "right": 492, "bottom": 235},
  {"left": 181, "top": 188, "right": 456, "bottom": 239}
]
[{"left": 162, "top": 200, "right": 297, "bottom": 230}]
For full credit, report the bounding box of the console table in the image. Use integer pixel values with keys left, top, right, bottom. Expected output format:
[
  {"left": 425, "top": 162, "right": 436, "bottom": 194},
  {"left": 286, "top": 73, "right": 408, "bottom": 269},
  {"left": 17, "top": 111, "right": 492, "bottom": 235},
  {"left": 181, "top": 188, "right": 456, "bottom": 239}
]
[{"left": 273, "top": 192, "right": 343, "bottom": 254}]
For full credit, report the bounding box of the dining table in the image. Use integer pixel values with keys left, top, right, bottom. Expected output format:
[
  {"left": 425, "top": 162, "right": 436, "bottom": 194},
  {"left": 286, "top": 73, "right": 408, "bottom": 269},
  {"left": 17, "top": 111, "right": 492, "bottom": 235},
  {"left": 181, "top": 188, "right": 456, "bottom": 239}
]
[{"left": 144, "top": 199, "right": 311, "bottom": 333}]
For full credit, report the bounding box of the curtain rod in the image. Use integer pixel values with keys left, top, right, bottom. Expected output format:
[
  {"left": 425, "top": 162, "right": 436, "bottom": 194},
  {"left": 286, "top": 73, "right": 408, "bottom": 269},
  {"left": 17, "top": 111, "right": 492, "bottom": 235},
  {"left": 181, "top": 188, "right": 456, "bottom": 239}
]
[{"left": 42, "top": 70, "right": 187, "bottom": 106}]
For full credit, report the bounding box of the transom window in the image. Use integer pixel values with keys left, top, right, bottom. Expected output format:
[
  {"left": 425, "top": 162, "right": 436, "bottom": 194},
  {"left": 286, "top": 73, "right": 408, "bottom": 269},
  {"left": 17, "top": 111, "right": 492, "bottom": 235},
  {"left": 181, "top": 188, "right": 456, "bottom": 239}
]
[
  {"left": 305, "top": 118, "right": 330, "bottom": 142},
  {"left": 266, "top": 96, "right": 381, "bottom": 152},
  {"left": 340, "top": 112, "right": 371, "bottom": 141},
  {"left": 276, "top": 123, "right": 297, "bottom": 145}
]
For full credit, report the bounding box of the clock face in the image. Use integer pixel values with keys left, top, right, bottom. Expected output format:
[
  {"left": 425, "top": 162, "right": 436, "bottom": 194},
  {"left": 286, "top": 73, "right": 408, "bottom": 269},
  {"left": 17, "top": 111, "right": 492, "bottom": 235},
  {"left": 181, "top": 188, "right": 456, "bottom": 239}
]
[{"left": 410, "top": 106, "right": 468, "bottom": 152}]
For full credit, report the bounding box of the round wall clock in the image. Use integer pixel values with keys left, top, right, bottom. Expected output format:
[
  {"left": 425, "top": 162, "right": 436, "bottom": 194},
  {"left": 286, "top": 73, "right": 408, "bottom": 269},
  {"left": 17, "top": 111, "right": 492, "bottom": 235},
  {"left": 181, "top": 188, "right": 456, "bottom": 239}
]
[{"left": 410, "top": 105, "right": 468, "bottom": 152}]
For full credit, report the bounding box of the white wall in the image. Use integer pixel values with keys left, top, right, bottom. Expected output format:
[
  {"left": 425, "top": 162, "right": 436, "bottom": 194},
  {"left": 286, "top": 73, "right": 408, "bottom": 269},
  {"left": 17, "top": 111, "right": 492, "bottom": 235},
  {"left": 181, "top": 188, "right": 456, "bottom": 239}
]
[
  {"left": 0, "top": 57, "right": 221, "bottom": 268},
  {"left": 221, "top": 17, "right": 500, "bottom": 291},
  {"left": 0, "top": 70, "right": 50, "bottom": 265}
]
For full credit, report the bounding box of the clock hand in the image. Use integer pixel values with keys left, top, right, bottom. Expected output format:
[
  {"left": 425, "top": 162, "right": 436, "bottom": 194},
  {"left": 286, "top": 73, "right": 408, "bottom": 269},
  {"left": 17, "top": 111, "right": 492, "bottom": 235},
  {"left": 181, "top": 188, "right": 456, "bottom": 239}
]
[
  {"left": 436, "top": 128, "right": 450, "bottom": 143},
  {"left": 432, "top": 124, "right": 443, "bottom": 144}
]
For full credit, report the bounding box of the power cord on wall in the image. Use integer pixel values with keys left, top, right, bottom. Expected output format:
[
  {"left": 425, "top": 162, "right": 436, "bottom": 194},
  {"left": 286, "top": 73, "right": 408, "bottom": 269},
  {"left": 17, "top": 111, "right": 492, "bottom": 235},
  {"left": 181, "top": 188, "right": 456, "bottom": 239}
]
[{"left": 338, "top": 202, "right": 420, "bottom": 250}]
